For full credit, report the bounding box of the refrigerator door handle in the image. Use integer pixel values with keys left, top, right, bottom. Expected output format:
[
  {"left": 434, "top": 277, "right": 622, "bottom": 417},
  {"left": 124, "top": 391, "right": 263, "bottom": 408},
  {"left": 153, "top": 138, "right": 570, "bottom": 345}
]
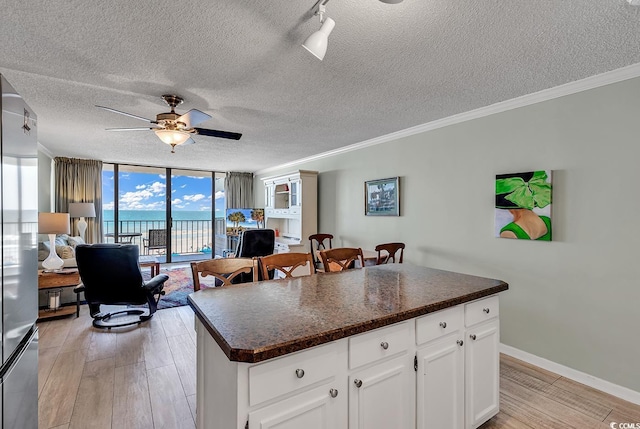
[{"left": 0, "top": 326, "right": 38, "bottom": 385}]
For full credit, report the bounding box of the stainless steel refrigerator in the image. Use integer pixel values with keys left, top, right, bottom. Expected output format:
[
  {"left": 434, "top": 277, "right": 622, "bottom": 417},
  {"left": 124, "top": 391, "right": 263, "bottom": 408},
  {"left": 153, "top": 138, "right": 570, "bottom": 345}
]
[{"left": 0, "top": 74, "right": 39, "bottom": 429}]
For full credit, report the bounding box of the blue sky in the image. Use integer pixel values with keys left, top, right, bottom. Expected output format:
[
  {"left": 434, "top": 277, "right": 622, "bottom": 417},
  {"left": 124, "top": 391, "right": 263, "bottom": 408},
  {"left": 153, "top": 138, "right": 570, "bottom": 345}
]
[{"left": 102, "top": 171, "right": 225, "bottom": 215}]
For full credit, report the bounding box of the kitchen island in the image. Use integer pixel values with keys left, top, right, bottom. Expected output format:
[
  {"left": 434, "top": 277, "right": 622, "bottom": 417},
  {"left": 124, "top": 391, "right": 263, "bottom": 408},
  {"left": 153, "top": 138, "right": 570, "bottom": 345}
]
[{"left": 188, "top": 263, "right": 508, "bottom": 429}]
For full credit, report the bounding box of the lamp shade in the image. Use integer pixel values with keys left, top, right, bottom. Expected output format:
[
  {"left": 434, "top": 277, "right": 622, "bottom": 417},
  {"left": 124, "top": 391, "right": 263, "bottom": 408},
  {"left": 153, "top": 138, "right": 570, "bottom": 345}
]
[
  {"left": 154, "top": 129, "right": 191, "bottom": 146},
  {"left": 38, "top": 213, "right": 70, "bottom": 234},
  {"left": 68, "top": 202, "right": 96, "bottom": 218},
  {"left": 302, "top": 17, "right": 336, "bottom": 61}
]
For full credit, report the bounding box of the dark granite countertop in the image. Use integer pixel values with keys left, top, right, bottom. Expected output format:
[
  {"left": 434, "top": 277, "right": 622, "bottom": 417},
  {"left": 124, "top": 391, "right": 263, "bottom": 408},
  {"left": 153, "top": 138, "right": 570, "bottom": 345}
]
[{"left": 188, "top": 264, "right": 508, "bottom": 363}]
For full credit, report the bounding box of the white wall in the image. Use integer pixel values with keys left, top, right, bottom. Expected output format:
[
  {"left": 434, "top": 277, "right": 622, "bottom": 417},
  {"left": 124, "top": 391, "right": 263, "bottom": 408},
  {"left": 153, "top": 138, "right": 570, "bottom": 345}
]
[
  {"left": 38, "top": 149, "right": 52, "bottom": 212},
  {"left": 256, "top": 76, "right": 640, "bottom": 392}
]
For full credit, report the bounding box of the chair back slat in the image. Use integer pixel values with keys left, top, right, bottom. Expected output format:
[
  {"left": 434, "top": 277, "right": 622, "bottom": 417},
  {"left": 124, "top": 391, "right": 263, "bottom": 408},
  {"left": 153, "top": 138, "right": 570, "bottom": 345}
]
[
  {"left": 191, "top": 258, "right": 258, "bottom": 291},
  {"left": 374, "top": 242, "right": 405, "bottom": 264},
  {"left": 309, "top": 233, "right": 333, "bottom": 271},
  {"left": 259, "top": 253, "right": 314, "bottom": 279},
  {"left": 319, "top": 247, "right": 364, "bottom": 272}
]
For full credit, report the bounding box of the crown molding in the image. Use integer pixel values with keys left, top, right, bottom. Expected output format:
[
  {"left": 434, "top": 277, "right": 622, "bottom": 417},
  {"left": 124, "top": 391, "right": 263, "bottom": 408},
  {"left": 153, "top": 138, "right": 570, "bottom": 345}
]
[
  {"left": 255, "top": 62, "right": 640, "bottom": 176},
  {"left": 37, "top": 142, "right": 54, "bottom": 158}
]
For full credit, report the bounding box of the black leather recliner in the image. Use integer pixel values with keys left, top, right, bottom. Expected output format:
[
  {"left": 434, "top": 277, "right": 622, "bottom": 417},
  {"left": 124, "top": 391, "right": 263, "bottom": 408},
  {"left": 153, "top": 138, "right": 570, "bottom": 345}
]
[{"left": 74, "top": 244, "right": 168, "bottom": 329}]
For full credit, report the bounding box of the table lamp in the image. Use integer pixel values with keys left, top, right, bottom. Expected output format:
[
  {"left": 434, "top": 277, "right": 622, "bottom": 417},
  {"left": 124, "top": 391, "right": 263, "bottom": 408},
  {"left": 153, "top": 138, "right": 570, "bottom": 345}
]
[
  {"left": 68, "top": 202, "right": 96, "bottom": 242},
  {"left": 38, "top": 212, "right": 70, "bottom": 271}
]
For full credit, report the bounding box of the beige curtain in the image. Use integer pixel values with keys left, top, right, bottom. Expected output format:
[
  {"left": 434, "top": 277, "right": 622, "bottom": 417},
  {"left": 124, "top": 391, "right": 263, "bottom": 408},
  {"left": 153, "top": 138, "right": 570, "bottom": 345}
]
[
  {"left": 224, "top": 172, "right": 254, "bottom": 208},
  {"left": 54, "top": 157, "right": 103, "bottom": 243}
]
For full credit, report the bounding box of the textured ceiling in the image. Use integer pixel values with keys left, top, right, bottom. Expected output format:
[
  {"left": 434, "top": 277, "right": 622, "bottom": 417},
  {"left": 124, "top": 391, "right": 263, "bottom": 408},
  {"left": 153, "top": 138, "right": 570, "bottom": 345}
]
[{"left": 1, "top": 0, "right": 640, "bottom": 173}]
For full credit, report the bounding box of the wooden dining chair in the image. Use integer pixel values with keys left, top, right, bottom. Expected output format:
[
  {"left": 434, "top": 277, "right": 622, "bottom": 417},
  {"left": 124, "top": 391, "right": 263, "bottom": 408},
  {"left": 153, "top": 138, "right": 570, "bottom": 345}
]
[
  {"left": 319, "top": 247, "right": 365, "bottom": 272},
  {"left": 259, "top": 253, "right": 315, "bottom": 279},
  {"left": 190, "top": 258, "right": 258, "bottom": 291},
  {"left": 375, "top": 242, "right": 405, "bottom": 264},
  {"left": 309, "top": 233, "right": 333, "bottom": 272}
]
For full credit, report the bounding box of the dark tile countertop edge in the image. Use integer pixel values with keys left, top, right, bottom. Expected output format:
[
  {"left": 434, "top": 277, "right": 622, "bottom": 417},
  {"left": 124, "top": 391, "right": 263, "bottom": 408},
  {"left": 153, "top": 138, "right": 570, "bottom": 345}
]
[{"left": 188, "top": 282, "right": 508, "bottom": 364}]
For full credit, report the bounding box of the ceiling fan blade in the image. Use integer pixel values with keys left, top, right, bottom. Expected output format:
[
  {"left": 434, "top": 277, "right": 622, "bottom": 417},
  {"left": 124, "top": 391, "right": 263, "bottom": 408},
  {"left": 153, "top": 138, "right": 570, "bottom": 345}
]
[
  {"left": 96, "top": 105, "right": 155, "bottom": 123},
  {"left": 177, "top": 109, "right": 212, "bottom": 128},
  {"left": 106, "top": 127, "right": 155, "bottom": 131},
  {"left": 194, "top": 127, "right": 242, "bottom": 140}
]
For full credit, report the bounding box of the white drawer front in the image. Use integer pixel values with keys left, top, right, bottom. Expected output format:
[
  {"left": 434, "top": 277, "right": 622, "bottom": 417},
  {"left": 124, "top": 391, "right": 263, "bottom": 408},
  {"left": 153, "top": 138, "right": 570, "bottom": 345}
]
[
  {"left": 415, "top": 306, "right": 463, "bottom": 345},
  {"left": 465, "top": 295, "right": 499, "bottom": 327},
  {"left": 349, "top": 322, "right": 410, "bottom": 370},
  {"left": 249, "top": 343, "right": 337, "bottom": 407}
]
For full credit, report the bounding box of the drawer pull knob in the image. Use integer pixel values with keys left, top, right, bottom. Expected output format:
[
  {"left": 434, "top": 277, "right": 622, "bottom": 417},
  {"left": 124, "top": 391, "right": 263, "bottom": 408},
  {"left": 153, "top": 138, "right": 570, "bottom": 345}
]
[
  {"left": 329, "top": 388, "right": 339, "bottom": 398},
  {"left": 295, "top": 369, "right": 305, "bottom": 378},
  {"left": 439, "top": 322, "right": 447, "bottom": 329},
  {"left": 457, "top": 340, "right": 464, "bottom": 346},
  {"left": 483, "top": 308, "right": 490, "bottom": 314},
  {"left": 470, "top": 334, "right": 477, "bottom": 340},
  {"left": 380, "top": 341, "right": 389, "bottom": 350},
  {"left": 354, "top": 379, "right": 363, "bottom": 388}
]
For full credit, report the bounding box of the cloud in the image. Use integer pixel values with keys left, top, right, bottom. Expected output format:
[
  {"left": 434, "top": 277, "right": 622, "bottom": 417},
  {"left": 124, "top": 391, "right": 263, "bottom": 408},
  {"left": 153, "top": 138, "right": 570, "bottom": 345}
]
[
  {"left": 181, "top": 184, "right": 187, "bottom": 188},
  {"left": 199, "top": 206, "right": 211, "bottom": 211},
  {"left": 184, "top": 194, "right": 205, "bottom": 202},
  {"left": 159, "top": 174, "right": 166, "bottom": 179},
  {"left": 214, "top": 191, "right": 224, "bottom": 200},
  {"left": 149, "top": 181, "right": 166, "bottom": 194},
  {"left": 135, "top": 184, "right": 146, "bottom": 189},
  {"left": 174, "top": 204, "right": 187, "bottom": 209},
  {"left": 103, "top": 202, "right": 114, "bottom": 210},
  {"left": 172, "top": 198, "right": 182, "bottom": 204}
]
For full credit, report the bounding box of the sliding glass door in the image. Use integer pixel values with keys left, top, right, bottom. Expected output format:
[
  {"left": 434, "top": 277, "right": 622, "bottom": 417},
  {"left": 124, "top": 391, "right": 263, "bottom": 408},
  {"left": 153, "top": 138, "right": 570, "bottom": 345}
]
[{"left": 102, "top": 164, "right": 225, "bottom": 262}]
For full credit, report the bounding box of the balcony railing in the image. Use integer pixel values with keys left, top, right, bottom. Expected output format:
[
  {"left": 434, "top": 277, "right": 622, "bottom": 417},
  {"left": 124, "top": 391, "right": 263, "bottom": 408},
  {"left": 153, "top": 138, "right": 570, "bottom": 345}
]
[{"left": 103, "top": 218, "right": 226, "bottom": 259}]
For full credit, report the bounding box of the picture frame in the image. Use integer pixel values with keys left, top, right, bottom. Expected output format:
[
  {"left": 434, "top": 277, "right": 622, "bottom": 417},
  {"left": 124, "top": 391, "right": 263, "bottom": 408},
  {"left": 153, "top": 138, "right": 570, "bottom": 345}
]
[{"left": 365, "top": 177, "right": 400, "bottom": 216}]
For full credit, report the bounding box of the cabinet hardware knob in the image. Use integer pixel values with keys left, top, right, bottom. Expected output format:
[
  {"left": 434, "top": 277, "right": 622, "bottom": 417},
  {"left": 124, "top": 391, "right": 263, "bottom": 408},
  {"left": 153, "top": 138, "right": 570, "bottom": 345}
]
[
  {"left": 295, "top": 369, "right": 305, "bottom": 378},
  {"left": 470, "top": 334, "right": 477, "bottom": 340},
  {"left": 380, "top": 341, "right": 389, "bottom": 350},
  {"left": 439, "top": 322, "right": 447, "bottom": 329},
  {"left": 483, "top": 308, "right": 490, "bottom": 314},
  {"left": 457, "top": 340, "right": 464, "bottom": 346},
  {"left": 354, "top": 379, "right": 363, "bottom": 388},
  {"left": 329, "top": 389, "right": 339, "bottom": 398}
]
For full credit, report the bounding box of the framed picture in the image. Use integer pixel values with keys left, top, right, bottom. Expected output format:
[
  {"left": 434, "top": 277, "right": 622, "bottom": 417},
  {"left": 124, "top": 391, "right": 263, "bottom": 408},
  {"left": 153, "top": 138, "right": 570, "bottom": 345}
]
[{"left": 365, "top": 177, "right": 400, "bottom": 216}]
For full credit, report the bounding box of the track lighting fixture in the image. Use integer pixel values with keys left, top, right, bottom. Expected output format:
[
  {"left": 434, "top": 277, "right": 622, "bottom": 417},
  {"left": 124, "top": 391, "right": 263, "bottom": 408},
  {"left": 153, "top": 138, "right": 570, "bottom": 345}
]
[
  {"left": 302, "top": 0, "right": 403, "bottom": 61},
  {"left": 302, "top": 4, "right": 335, "bottom": 61}
]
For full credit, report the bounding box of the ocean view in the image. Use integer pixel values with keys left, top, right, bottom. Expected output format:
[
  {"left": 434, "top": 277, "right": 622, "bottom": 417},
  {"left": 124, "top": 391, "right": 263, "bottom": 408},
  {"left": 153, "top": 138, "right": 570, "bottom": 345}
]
[{"left": 103, "top": 210, "right": 220, "bottom": 222}]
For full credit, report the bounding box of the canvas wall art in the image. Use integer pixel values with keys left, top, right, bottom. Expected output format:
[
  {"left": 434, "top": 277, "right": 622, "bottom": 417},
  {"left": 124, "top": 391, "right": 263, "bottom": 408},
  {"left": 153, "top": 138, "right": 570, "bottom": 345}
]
[{"left": 495, "top": 170, "right": 552, "bottom": 241}]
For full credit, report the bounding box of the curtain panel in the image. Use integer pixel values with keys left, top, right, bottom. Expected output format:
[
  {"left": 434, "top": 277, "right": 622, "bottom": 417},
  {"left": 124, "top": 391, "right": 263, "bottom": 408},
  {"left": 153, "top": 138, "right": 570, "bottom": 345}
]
[
  {"left": 224, "top": 172, "right": 254, "bottom": 209},
  {"left": 54, "top": 157, "right": 103, "bottom": 243}
]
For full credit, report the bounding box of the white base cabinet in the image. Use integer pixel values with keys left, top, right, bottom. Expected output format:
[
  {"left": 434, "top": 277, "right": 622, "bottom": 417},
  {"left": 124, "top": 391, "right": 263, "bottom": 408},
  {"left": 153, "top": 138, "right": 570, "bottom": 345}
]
[{"left": 195, "top": 295, "right": 500, "bottom": 429}]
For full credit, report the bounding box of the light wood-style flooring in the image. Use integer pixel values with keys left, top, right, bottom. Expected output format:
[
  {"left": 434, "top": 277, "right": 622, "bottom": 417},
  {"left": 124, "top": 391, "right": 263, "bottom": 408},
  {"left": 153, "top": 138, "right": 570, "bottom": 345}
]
[{"left": 39, "top": 305, "right": 640, "bottom": 429}]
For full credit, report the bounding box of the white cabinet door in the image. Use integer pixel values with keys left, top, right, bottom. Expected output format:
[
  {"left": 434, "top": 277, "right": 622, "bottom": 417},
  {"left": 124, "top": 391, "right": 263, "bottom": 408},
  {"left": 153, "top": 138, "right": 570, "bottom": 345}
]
[
  {"left": 465, "top": 319, "right": 500, "bottom": 429},
  {"left": 248, "top": 383, "right": 345, "bottom": 429},
  {"left": 265, "top": 184, "right": 275, "bottom": 208},
  {"left": 289, "top": 179, "right": 301, "bottom": 207},
  {"left": 417, "top": 335, "right": 464, "bottom": 429},
  {"left": 348, "top": 355, "right": 414, "bottom": 429}
]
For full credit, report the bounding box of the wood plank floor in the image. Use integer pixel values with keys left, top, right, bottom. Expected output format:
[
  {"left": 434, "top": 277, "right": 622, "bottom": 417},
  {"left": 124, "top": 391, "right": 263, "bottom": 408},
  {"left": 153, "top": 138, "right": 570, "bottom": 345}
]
[{"left": 39, "top": 305, "right": 640, "bottom": 429}]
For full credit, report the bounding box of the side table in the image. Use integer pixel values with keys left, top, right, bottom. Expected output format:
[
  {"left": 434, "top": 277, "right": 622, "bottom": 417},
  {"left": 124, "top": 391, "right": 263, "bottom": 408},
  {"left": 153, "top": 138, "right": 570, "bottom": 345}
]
[{"left": 38, "top": 269, "right": 81, "bottom": 321}]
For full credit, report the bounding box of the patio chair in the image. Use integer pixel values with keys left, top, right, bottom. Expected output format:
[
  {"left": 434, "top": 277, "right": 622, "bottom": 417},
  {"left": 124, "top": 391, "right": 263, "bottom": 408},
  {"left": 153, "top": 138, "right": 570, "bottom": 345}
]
[{"left": 143, "top": 229, "right": 166, "bottom": 255}]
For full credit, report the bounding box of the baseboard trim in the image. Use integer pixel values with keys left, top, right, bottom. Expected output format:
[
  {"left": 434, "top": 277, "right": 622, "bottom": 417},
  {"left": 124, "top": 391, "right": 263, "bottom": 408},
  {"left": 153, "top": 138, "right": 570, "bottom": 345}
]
[{"left": 500, "top": 343, "right": 640, "bottom": 405}]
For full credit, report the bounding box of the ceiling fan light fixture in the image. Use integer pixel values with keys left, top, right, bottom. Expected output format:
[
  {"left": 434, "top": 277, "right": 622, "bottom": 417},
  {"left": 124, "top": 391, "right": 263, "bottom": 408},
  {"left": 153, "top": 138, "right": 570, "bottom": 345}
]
[
  {"left": 154, "top": 129, "right": 191, "bottom": 146},
  {"left": 379, "top": 0, "right": 403, "bottom": 3}
]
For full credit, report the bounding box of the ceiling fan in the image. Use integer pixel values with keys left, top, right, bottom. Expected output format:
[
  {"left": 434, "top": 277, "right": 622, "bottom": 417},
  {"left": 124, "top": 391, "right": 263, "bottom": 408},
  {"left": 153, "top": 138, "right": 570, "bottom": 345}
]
[{"left": 96, "top": 95, "right": 242, "bottom": 153}]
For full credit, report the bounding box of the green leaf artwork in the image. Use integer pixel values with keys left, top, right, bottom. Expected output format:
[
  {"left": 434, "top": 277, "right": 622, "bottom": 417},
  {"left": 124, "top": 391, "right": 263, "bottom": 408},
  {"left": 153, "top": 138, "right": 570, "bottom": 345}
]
[{"left": 496, "top": 170, "right": 551, "bottom": 209}]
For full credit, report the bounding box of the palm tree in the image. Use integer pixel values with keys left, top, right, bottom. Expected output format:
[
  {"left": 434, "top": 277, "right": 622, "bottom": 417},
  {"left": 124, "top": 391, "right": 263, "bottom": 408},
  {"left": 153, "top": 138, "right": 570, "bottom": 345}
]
[
  {"left": 251, "top": 209, "right": 265, "bottom": 228},
  {"left": 227, "top": 211, "right": 246, "bottom": 235}
]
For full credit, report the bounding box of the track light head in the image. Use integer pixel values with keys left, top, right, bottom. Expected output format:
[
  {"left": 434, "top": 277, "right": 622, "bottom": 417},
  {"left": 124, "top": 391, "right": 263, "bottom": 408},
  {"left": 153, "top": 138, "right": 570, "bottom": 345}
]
[{"left": 302, "top": 16, "right": 335, "bottom": 61}]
